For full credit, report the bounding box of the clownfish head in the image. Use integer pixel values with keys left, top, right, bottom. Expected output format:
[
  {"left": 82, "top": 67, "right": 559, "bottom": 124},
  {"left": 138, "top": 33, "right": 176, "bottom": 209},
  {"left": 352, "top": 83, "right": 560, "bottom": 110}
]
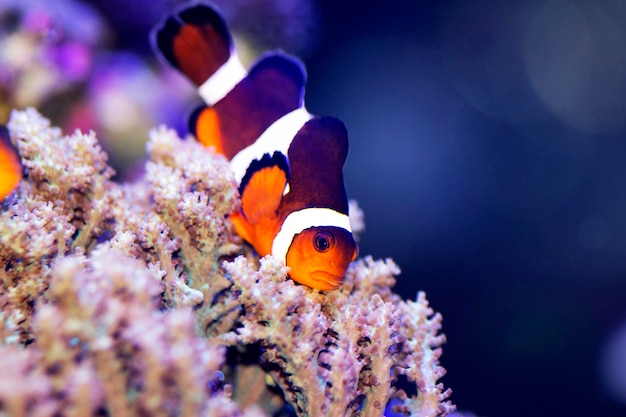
[{"left": 285, "top": 226, "right": 357, "bottom": 291}]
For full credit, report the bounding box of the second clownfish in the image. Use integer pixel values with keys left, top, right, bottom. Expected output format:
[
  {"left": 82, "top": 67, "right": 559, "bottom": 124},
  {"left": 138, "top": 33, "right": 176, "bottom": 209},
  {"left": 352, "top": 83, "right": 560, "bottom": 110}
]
[
  {"left": 152, "top": 2, "right": 357, "bottom": 290},
  {"left": 0, "top": 125, "right": 21, "bottom": 201}
]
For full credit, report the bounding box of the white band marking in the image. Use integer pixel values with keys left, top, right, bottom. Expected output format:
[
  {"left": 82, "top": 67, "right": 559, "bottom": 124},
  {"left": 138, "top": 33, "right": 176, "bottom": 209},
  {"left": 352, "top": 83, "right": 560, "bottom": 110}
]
[
  {"left": 272, "top": 208, "right": 352, "bottom": 262},
  {"left": 198, "top": 53, "right": 247, "bottom": 105},
  {"left": 230, "top": 107, "right": 312, "bottom": 185}
]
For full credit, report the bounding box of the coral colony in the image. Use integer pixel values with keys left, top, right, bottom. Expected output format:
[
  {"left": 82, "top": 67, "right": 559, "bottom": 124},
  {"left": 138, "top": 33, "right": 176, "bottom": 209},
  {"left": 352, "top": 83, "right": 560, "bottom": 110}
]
[{"left": 0, "top": 4, "right": 454, "bottom": 417}]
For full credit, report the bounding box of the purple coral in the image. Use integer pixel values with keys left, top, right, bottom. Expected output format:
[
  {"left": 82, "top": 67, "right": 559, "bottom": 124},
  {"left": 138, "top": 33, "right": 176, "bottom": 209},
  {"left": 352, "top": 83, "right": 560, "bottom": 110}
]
[
  {"left": 0, "top": 0, "right": 105, "bottom": 110},
  {"left": 0, "top": 109, "right": 248, "bottom": 415},
  {"left": 223, "top": 255, "right": 454, "bottom": 417},
  {"left": 0, "top": 109, "right": 453, "bottom": 416},
  {"left": 0, "top": 247, "right": 239, "bottom": 416}
]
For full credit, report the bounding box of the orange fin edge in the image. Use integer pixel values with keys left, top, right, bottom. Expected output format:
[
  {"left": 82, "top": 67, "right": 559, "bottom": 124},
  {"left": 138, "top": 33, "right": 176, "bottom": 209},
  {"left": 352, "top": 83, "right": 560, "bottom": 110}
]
[
  {"left": 239, "top": 152, "right": 288, "bottom": 225},
  {"left": 190, "top": 106, "right": 224, "bottom": 155}
]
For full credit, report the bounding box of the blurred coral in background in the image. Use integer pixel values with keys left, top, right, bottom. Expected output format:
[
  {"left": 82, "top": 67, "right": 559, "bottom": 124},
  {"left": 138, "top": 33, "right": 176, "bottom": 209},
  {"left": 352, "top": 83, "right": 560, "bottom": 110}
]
[
  {"left": 82, "top": 52, "right": 195, "bottom": 178},
  {"left": 0, "top": 0, "right": 197, "bottom": 180},
  {"left": 0, "top": 0, "right": 104, "bottom": 115}
]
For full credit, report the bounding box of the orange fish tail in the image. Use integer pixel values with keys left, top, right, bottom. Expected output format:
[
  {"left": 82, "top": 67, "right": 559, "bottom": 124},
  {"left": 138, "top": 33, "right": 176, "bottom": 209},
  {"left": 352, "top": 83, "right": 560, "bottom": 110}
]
[{"left": 152, "top": 3, "right": 233, "bottom": 86}]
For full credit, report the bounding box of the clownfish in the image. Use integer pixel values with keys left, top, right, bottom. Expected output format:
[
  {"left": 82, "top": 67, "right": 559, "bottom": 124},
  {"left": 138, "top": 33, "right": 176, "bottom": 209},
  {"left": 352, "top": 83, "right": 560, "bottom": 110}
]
[
  {"left": 152, "top": 2, "right": 357, "bottom": 290},
  {"left": 0, "top": 125, "right": 21, "bottom": 201}
]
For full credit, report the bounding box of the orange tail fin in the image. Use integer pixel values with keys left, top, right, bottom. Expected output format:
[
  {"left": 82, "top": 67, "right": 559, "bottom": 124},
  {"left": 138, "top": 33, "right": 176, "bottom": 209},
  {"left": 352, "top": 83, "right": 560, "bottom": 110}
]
[{"left": 152, "top": 3, "right": 234, "bottom": 86}]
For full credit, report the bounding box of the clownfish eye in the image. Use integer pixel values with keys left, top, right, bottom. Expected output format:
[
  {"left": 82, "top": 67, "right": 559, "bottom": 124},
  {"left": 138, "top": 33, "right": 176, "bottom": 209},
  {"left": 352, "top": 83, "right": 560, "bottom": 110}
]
[{"left": 313, "top": 232, "right": 334, "bottom": 252}]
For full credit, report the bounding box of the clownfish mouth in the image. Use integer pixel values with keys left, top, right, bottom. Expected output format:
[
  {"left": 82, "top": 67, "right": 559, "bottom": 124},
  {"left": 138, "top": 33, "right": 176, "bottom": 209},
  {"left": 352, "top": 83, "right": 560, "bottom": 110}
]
[{"left": 309, "top": 270, "right": 344, "bottom": 290}]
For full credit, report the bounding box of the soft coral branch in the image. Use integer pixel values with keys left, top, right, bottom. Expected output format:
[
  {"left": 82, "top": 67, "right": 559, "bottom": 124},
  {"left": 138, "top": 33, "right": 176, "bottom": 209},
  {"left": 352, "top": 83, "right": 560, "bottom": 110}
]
[{"left": 0, "top": 109, "right": 453, "bottom": 417}]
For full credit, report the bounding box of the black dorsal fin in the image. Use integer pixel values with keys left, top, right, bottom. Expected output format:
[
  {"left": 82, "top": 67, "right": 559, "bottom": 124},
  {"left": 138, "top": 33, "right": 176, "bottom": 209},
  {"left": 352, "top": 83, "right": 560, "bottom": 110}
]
[{"left": 283, "top": 117, "right": 350, "bottom": 214}]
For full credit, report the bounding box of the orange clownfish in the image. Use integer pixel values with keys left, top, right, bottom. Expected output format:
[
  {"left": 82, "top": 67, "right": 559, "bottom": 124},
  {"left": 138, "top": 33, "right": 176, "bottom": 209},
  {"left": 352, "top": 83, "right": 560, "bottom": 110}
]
[
  {"left": 152, "top": 2, "right": 357, "bottom": 290},
  {"left": 0, "top": 125, "right": 21, "bottom": 201}
]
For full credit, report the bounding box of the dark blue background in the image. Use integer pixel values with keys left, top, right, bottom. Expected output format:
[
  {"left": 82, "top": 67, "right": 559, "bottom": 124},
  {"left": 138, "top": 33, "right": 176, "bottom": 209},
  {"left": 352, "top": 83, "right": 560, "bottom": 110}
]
[{"left": 305, "top": 2, "right": 626, "bottom": 417}]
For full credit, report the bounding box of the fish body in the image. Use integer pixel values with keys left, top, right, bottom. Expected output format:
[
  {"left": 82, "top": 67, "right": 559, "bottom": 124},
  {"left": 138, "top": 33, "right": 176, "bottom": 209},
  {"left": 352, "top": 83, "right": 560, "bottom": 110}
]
[
  {"left": 0, "top": 125, "right": 21, "bottom": 201},
  {"left": 153, "top": 3, "right": 357, "bottom": 290}
]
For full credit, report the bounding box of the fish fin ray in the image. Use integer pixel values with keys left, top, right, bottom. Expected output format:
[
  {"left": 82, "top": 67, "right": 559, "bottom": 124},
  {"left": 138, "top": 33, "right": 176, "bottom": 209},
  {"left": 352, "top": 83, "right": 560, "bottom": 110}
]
[
  {"left": 189, "top": 105, "right": 224, "bottom": 155},
  {"left": 152, "top": 3, "right": 233, "bottom": 86},
  {"left": 239, "top": 152, "right": 289, "bottom": 224},
  {"left": 230, "top": 211, "right": 254, "bottom": 245}
]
